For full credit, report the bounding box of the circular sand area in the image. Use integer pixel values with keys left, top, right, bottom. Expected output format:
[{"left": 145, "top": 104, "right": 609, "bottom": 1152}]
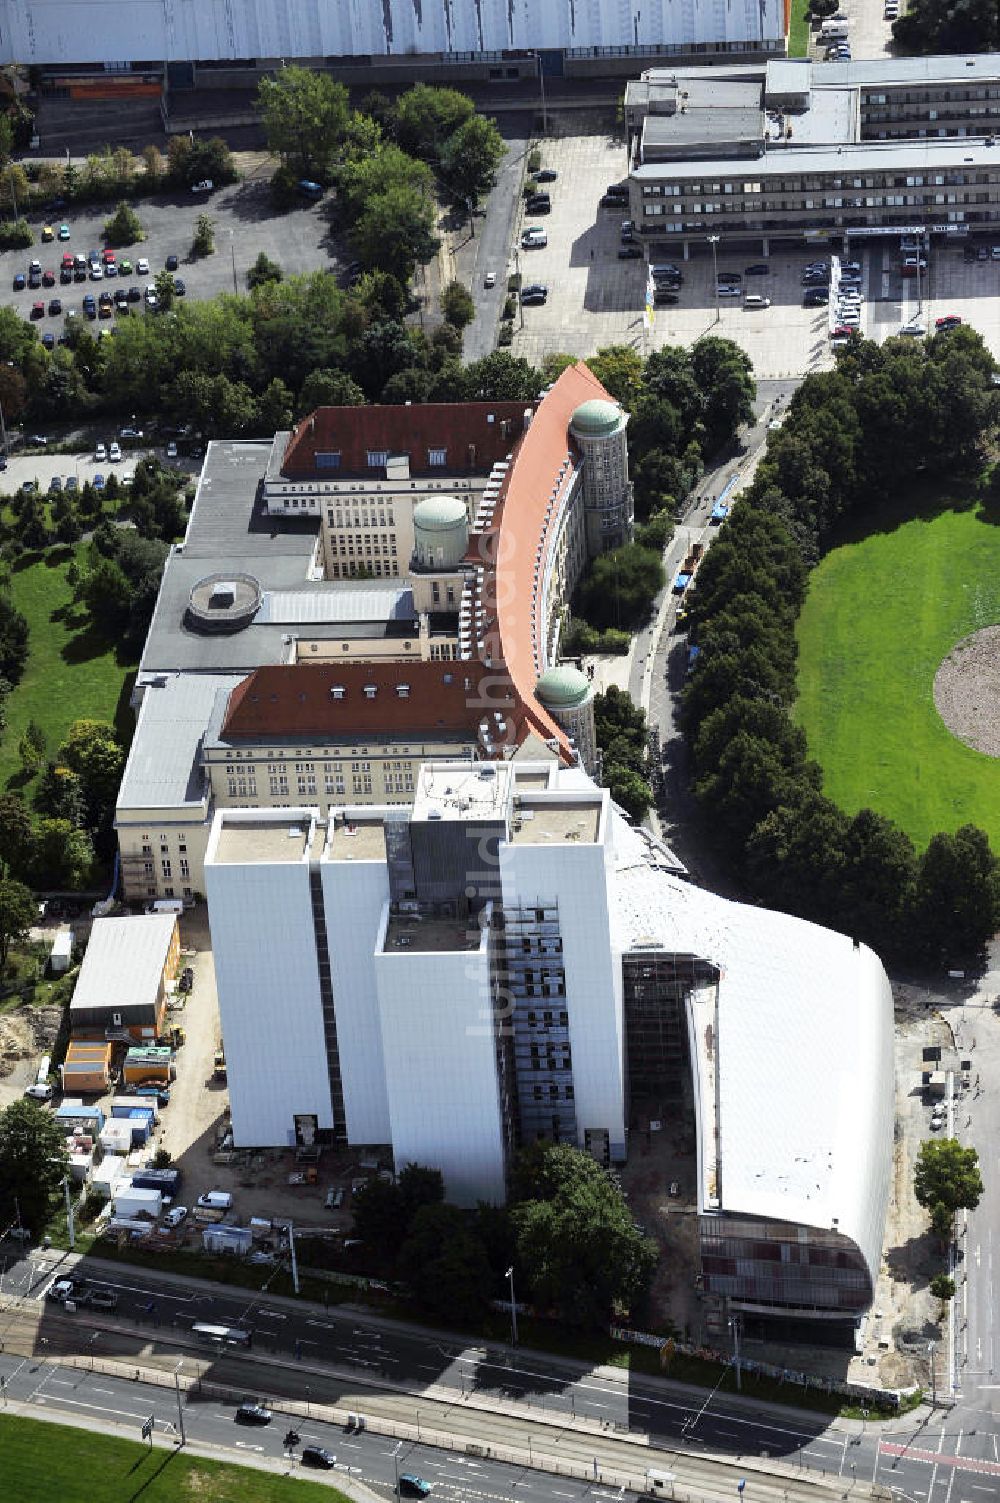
[{"left": 933, "top": 626, "right": 1000, "bottom": 757}]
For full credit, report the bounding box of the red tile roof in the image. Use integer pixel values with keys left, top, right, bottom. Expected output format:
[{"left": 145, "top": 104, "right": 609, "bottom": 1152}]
[
  {"left": 221, "top": 660, "right": 523, "bottom": 745},
  {"left": 487, "top": 361, "right": 615, "bottom": 757},
  {"left": 282, "top": 402, "right": 533, "bottom": 478}
]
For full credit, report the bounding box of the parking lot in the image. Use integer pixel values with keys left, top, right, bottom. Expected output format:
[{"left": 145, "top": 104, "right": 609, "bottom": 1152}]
[
  {"left": 507, "top": 129, "right": 1000, "bottom": 376},
  {"left": 0, "top": 178, "right": 339, "bottom": 334}
]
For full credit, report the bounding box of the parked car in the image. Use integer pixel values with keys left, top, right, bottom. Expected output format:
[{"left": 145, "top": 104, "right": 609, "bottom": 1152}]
[
  {"left": 324, "top": 1187, "right": 345, "bottom": 1210},
  {"left": 744, "top": 262, "right": 770, "bottom": 275},
  {"left": 42, "top": 269, "right": 55, "bottom": 287},
  {"left": 165, "top": 254, "right": 179, "bottom": 271},
  {"left": 30, "top": 300, "right": 44, "bottom": 318},
  {"left": 803, "top": 288, "right": 829, "bottom": 306},
  {"left": 483, "top": 271, "right": 496, "bottom": 288},
  {"left": 166, "top": 441, "right": 178, "bottom": 459},
  {"left": 119, "top": 257, "right": 133, "bottom": 275},
  {"left": 174, "top": 277, "right": 186, "bottom": 295},
  {"left": 535, "top": 168, "right": 558, "bottom": 182},
  {"left": 191, "top": 180, "right": 214, "bottom": 194},
  {"left": 136, "top": 258, "right": 149, "bottom": 274},
  {"left": 935, "top": 314, "right": 963, "bottom": 329},
  {"left": 899, "top": 322, "right": 926, "bottom": 336},
  {"left": 41, "top": 224, "right": 54, "bottom": 242},
  {"left": 57, "top": 223, "right": 71, "bottom": 241},
  {"left": 164, "top": 1205, "right": 188, "bottom": 1228},
  {"left": 12, "top": 272, "right": 24, "bottom": 290},
  {"left": 24, "top": 1082, "right": 53, "bottom": 1101},
  {"left": 618, "top": 245, "right": 643, "bottom": 259},
  {"left": 47, "top": 298, "right": 61, "bottom": 316},
  {"left": 41, "top": 332, "right": 55, "bottom": 349}
]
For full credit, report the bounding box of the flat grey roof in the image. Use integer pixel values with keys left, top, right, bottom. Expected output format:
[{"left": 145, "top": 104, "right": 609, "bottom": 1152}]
[
  {"left": 819, "top": 54, "right": 1000, "bottom": 87},
  {"left": 765, "top": 58, "right": 811, "bottom": 93},
  {"left": 328, "top": 817, "right": 387, "bottom": 863},
  {"left": 383, "top": 912, "right": 483, "bottom": 953},
  {"left": 139, "top": 441, "right": 323, "bottom": 675},
  {"left": 509, "top": 800, "right": 602, "bottom": 845},
  {"left": 257, "top": 583, "right": 416, "bottom": 625},
  {"left": 117, "top": 672, "right": 245, "bottom": 812},
  {"left": 634, "top": 136, "right": 1000, "bottom": 180},
  {"left": 212, "top": 817, "right": 323, "bottom": 866}
]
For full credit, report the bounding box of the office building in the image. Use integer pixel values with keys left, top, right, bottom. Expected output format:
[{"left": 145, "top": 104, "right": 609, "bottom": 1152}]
[
  {"left": 116, "top": 364, "right": 630, "bottom": 901},
  {"left": 624, "top": 54, "right": 1000, "bottom": 250},
  {"left": 205, "top": 755, "right": 894, "bottom": 1327}
]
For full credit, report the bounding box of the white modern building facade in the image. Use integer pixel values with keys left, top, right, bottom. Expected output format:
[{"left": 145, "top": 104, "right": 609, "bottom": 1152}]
[
  {"left": 205, "top": 754, "right": 894, "bottom": 1326},
  {"left": 0, "top": 0, "right": 784, "bottom": 69}
]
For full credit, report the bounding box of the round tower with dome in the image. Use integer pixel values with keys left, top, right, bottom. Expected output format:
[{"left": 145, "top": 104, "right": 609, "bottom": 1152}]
[
  {"left": 535, "top": 663, "right": 597, "bottom": 772},
  {"left": 569, "top": 398, "right": 634, "bottom": 559}
]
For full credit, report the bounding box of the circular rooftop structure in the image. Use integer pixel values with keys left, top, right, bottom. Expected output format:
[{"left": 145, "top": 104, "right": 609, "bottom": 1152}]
[
  {"left": 186, "top": 573, "right": 262, "bottom": 634},
  {"left": 413, "top": 495, "right": 469, "bottom": 531},
  {"left": 535, "top": 664, "right": 593, "bottom": 711},
  {"left": 570, "top": 398, "right": 623, "bottom": 439}
]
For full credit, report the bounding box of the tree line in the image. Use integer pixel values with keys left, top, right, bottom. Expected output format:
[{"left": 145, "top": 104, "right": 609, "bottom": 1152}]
[
  {"left": 682, "top": 326, "right": 1000, "bottom": 964},
  {"left": 345, "top": 1144, "right": 655, "bottom": 1331}
]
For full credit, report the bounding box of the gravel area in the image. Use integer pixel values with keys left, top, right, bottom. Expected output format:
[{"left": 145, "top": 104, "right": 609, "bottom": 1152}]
[{"left": 933, "top": 626, "right": 1000, "bottom": 756}]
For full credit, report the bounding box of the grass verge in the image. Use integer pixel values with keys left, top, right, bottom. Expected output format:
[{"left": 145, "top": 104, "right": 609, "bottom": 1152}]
[
  {"left": 794, "top": 502, "right": 1000, "bottom": 850},
  {"left": 0, "top": 1413, "right": 352, "bottom": 1502},
  {"left": 0, "top": 545, "right": 135, "bottom": 800},
  {"left": 788, "top": 0, "right": 812, "bottom": 56}
]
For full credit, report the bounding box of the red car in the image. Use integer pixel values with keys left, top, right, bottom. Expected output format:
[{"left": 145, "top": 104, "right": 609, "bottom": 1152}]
[
  {"left": 61, "top": 251, "right": 74, "bottom": 269},
  {"left": 41, "top": 269, "right": 55, "bottom": 286},
  {"left": 831, "top": 324, "right": 859, "bottom": 338},
  {"left": 102, "top": 247, "right": 116, "bottom": 264},
  {"left": 934, "top": 314, "right": 962, "bottom": 330},
  {"left": 30, "top": 300, "right": 44, "bottom": 318}
]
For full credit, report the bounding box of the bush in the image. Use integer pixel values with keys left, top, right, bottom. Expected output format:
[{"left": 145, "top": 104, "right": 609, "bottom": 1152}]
[
  {"left": 246, "top": 251, "right": 283, "bottom": 290},
  {"left": 498, "top": 320, "right": 513, "bottom": 346},
  {"left": 527, "top": 147, "right": 542, "bottom": 174},
  {"left": 0, "top": 218, "right": 32, "bottom": 249},
  {"left": 103, "top": 200, "right": 145, "bottom": 247},
  {"left": 502, "top": 294, "right": 516, "bottom": 320},
  {"left": 440, "top": 279, "right": 475, "bottom": 329}
]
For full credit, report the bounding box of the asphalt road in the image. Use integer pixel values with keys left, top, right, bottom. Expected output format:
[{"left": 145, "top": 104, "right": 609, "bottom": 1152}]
[
  {"left": 457, "top": 125, "right": 530, "bottom": 364},
  {"left": 6, "top": 1249, "right": 1000, "bottom": 1500}
]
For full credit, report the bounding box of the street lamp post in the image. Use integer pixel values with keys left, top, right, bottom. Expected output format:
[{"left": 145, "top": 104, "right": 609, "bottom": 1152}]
[
  {"left": 393, "top": 1440, "right": 403, "bottom": 1501},
  {"left": 174, "top": 1359, "right": 186, "bottom": 1446},
  {"left": 535, "top": 54, "right": 548, "bottom": 135},
  {"left": 707, "top": 235, "right": 721, "bottom": 324},
  {"left": 928, "top": 1342, "right": 936, "bottom": 1406},
  {"left": 506, "top": 1266, "right": 519, "bottom": 1346},
  {"left": 229, "top": 230, "right": 238, "bottom": 295},
  {"left": 729, "top": 1313, "right": 742, "bottom": 1393}
]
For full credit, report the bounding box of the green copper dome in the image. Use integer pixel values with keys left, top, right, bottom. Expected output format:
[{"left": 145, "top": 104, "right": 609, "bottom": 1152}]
[
  {"left": 570, "top": 398, "right": 623, "bottom": 438},
  {"left": 412, "top": 495, "right": 468, "bottom": 531},
  {"left": 535, "top": 664, "right": 592, "bottom": 710}
]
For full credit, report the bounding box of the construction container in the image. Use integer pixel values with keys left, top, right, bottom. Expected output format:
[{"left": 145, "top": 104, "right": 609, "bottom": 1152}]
[
  {"left": 92, "top": 1155, "right": 127, "bottom": 1197},
  {"left": 49, "top": 928, "right": 74, "bottom": 974},
  {"left": 60, "top": 1039, "right": 112, "bottom": 1093},
  {"left": 123, "top": 1045, "right": 172, "bottom": 1084},
  {"left": 113, "top": 1185, "right": 162, "bottom": 1220},
  {"left": 131, "top": 1167, "right": 180, "bottom": 1196},
  {"left": 202, "top": 1223, "right": 252, "bottom": 1256},
  {"left": 99, "top": 1120, "right": 134, "bottom": 1156}
]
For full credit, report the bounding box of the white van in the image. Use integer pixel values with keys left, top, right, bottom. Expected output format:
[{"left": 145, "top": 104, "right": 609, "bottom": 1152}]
[
  {"left": 744, "top": 293, "right": 771, "bottom": 309},
  {"left": 145, "top": 898, "right": 184, "bottom": 916},
  {"left": 820, "top": 19, "right": 850, "bottom": 37},
  {"left": 196, "top": 1190, "right": 233, "bottom": 1211},
  {"left": 36, "top": 1054, "right": 51, "bottom": 1085}
]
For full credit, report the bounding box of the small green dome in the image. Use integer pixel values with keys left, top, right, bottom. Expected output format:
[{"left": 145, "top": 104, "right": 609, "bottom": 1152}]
[
  {"left": 535, "top": 664, "right": 592, "bottom": 710},
  {"left": 570, "top": 398, "right": 623, "bottom": 439},
  {"left": 413, "top": 495, "right": 468, "bottom": 531}
]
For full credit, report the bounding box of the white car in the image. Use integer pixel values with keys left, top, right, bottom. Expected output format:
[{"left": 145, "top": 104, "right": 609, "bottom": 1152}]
[
  {"left": 24, "top": 1082, "right": 52, "bottom": 1101},
  {"left": 166, "top": 441, "right": 178, "bottom": 459},
  {"left": 899, "top": 322, "right": 926, "bottom": 336},
  {"left": 164, "top": 1205, "right": 188, "bottom": 1228},
  {"left": 484, "top": 271, "right": 496, "bottom": 289},
  {"left": 145, "top": 283, "right": 159, "bottom": 309},
  {"left": 190, "top": 179, "right": 214, "bottom": 193},
  {"left": 94, "top": 441, "right": 107, "bottom": 462},
  {"left": 136, "top": 258, "right": 149, "bottom": 275},
  {"left": 108, "top": 441, "right": 121, "bottom": 462},
  {"left": 717, "top": 284, "right": 741, "bottom": 296}
]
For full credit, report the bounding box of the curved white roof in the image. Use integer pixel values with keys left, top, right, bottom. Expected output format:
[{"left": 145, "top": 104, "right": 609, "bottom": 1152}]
[{"left": 608, "top": 814, "right": 893, "bottom": 1286}]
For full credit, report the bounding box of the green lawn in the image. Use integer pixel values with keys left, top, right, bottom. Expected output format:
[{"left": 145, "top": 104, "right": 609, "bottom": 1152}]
[
  {"left": 794, "top": 504, "right": 1000, "bottom": 851},
  {"left": 0, "top": 546, "right": 135, "bottom": 799},
  {"left": 0, "top": 1414, "right": 351, "bottom": 1502},
  {"left": 788, "top": 0, "right": 812, "bottom": 56}
]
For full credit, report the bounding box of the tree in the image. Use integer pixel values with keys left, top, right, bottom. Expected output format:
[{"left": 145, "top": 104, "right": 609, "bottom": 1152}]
[
  {"left": 440, "top": 280, "right": 475, "bottom": 330},
  {"left": 577, "top": 544, "right": 665, "bottom": 631},
  {"left": 247, "top": 251, "right": 283, "bottom": 290},
  {"left": 930, "top": 1273, "right": 956, "bottom": 1301},
  {"left": 393, "top": 84, "right": 474, "bottom": 159},
  {"left": 586, "top": 346, "right": 645, "bottom": 410},
  {"left": 396, "top": 1162, "right": 444, "bottom": 1227},
  {"left": 154, "top": 268, "right": 175, "bottom": 313},
  {"left": 398, "top": 1203, "right": 493, "bottom": 1324},
  {"left": 18, "top": 718, "right": 45, "bottom": 776},
  {"left": 351, "top": 183, "right": 440, "bottom": 284},
  {"left": 352, "top": 1177, "right": 403, "bottom": 1252},
  {"left": 893, "top": 0, "right": 999, "bottom": 55},
  {"left": 30, "top": 818, "right": 94, "bottom": 889},
  {"left": 0, "top": 593, "right": 28, "bottom": 684},
  {"left": 510, "top": 1144, "right": 657, "bottom": 1327},
  {"left": 605, "top": 765, "right": 653, "bottom": 822},
  {"left": 192, "top": 214, "right": 215, "bottom": 257},
  {"left": 464, "top": 351, "right": 542, "bottom": 402},
  {"left": 0, "top": 794, "right": 33, "bottom": 879},
  {"left": 690, "top": 336, "right": 756, "bottom": 454},
  {"left": 440, "top": 114, "right": 505, "bottom": 204},
  {"left": 0, "top": 877, "right": 35, "bottom": 972},
  {"left": 0, "top": 1099, "right": 69, "bottom": 1237},
  {"left": 914, "top": 1138, "right": 983, "bottom": 1239},
  {"left": 911, "top": 824, "right": 1000, "bottom": 963},
  {"left": 103, "top": 200, "right": 144, "bottom": 247},
  {"left": 167, "top": 134, "right": 237, "bottom": 189},
  {"left": 57, "top": 719, "right": 125, "bottom": 830},
  {"left": 298, "top": 367, "right": 366, "bottom": 413},
  {"left": 257, "top": 66, "right": 349, "bottom": 179}
]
